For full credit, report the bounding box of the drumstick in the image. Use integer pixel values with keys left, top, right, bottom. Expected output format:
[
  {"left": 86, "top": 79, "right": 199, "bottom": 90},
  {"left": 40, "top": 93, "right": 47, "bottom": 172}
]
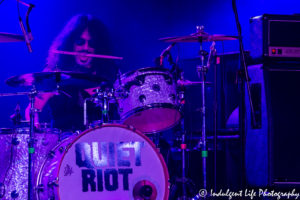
[{"left": 51, "top": 49, "right": 123, "bottom": 60}]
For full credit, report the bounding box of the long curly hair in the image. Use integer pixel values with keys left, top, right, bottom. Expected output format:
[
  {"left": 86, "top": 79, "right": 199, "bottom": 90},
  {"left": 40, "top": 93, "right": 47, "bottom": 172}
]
[{"left": 44, "top": 14, "right": 117, "bottom": 82}]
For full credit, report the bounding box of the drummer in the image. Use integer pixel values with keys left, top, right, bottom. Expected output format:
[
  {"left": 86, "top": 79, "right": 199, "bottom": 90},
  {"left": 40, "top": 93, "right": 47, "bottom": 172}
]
[{"left": 25, "top": 14, "right": 118, "bottom": 132}]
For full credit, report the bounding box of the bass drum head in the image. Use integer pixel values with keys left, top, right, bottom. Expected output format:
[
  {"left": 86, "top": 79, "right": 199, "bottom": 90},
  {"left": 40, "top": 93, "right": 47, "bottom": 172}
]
[{"left": 37, "top": 124, "right": 169, "bottom": 200}]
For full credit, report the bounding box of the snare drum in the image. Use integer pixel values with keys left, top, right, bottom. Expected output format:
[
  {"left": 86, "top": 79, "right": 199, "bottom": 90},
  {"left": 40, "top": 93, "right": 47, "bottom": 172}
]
[
  {"left": 0, "top": 127, "right": 59, "bottom": 200},
  {"left": 115, "top": 67, "right": 181, "bottom": 133},
  {"left": 36, "top": 124, "right": 169, "bottom": 200}
]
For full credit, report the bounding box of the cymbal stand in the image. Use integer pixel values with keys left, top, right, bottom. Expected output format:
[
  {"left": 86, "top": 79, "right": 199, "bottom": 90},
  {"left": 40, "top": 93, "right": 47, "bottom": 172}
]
[
  {"left": 196, "top": 26, "right": 208, "bottom": 193},
  {"left": 28, "top": 86, "right": 38, "bottom": 200}
]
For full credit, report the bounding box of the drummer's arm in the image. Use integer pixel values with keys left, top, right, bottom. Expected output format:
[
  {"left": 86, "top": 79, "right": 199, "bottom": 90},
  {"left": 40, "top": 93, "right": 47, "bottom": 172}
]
[{"left": 25, "top": 93, "right": 55, "bottom": 124}]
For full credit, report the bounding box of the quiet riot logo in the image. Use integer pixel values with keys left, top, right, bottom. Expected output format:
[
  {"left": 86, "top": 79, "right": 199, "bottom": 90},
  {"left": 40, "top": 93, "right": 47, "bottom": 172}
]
[{"left": 75, "top": 141, "right": 144, "bottom": 192}]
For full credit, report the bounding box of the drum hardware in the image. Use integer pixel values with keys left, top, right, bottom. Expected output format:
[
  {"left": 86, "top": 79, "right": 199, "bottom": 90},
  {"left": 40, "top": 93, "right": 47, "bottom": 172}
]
[
  {"left": 161, "top": 26, "right": 220, "bottom": 198},
  {"left": 162, "top": 48, "right": 190, "bottom": 199},
  {"left": 26, "top": 86, "right": 38, "bottom": 200},
  {"left": 177, "top": 71, "right": 189, "bottom": 200},
  {"left": 4, "top": 71, "right": 105, "bottom": 200},
  {"left": 83, "top": 87, "right": 116, "bottom": 126},
  {"left": 196, "top": 32, "right": 217, "bottom": 193},
  {"left": 159, "top": 40, "right": 201, "bottom": 199}
]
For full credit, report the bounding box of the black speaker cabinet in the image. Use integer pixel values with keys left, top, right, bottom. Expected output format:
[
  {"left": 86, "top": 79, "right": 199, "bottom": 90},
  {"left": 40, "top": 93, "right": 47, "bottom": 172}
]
[
  {"left": 250, "top": 14, "right": 300, "bottom": 62},
  {"left": 245, "top": 63, "right": 300, "bottom": 187}
]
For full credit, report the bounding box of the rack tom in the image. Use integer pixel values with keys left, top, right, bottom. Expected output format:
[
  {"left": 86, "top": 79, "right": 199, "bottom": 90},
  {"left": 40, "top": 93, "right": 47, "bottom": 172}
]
[{"left": 114, "top": 67, "right": 181, "bottom": 133}]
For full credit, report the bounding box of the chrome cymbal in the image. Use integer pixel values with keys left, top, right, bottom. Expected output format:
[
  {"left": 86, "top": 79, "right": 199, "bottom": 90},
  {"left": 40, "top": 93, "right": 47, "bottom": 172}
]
[
  {"left": 160, "top": 31, "right": 238, "bottom": 43},
  {"left": 0, "top": 32, "right": 24, "bottom": 42}
]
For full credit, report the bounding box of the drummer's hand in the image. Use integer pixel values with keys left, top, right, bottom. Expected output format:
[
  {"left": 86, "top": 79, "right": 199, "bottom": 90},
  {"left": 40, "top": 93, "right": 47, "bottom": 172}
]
[
  {"left": 84, "top": 87, "right": 100, "bottom": 96},
  {"left": 25, "top": 105, "right": 41, "bottom": 129},
  {"left": 34, "top": 122, "right": 41, "bottom": 129}
]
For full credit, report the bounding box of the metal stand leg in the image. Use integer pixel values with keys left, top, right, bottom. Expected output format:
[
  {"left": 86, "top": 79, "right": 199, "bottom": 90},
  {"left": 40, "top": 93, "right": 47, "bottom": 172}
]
[
  {"left": 181, "top": 132, "right": 187, "bottom": 200},
  {"left": 28, "top": 88, "right": 37, "bottom": 200},
  {"left": 197, "top": 65, "right": 208, "bottom": 192}
]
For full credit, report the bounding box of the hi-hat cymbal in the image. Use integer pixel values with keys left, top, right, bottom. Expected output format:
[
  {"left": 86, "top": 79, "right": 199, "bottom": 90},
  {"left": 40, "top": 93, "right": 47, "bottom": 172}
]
[
  {"left": 0, "top": 32, "right": 24, "bottom": 42},
  {"left": 6, "top": 71, "right": 108, "bottom": 89},
  {"left": 160, "top": 31, "right": 238, "bottom": 43}
]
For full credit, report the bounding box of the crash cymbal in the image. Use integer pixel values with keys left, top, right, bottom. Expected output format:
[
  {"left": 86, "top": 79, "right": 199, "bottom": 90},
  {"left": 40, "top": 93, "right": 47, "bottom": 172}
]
[
  {"left": 160, "top": 31, "right": 238, "bottom": 43},
  {"left": 51, "top": 49, "right": 123, "bottom": 60},
  {"left": 5, "top": 71, "right": 108, "bottom": 89},
  {"left": 0, "top": 32, "right": 24, "bottom": 42}
]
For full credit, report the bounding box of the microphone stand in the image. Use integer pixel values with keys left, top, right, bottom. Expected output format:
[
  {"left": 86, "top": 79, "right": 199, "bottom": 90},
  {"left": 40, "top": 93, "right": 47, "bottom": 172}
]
[
  {"left": 232, "top": 0, "right": 257, "bottom": 188},
  {"left": 164, "top": 51, "right": 189, "bottom": 199}
]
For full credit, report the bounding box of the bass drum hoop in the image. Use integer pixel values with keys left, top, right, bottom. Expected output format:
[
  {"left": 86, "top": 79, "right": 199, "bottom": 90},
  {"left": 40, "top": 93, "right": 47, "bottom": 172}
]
[{"left": 35, "top": 134, "right": 75, "bottom": 200}]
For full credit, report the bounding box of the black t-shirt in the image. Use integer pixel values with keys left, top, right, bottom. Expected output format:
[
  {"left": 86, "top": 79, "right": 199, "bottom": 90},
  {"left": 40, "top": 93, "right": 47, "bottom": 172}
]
[{"left": 40, "top": 62, "right": 119, "bottom": 132}]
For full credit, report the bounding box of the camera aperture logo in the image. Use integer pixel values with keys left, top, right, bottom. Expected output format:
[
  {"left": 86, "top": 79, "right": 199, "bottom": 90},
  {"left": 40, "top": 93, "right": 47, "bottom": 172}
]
[{"left": 197, "top": 188, "right": 300, "bottom": 200}]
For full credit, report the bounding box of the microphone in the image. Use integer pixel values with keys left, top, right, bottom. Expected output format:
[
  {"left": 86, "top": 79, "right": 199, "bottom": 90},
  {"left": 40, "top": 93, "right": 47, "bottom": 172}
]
[
  {"left": 159, "top": 42, "right": 176, "bottom": 66},
  {"left": 206, "top": 41, "right": 216, "bottom": 69},
  {"left": 17, "top": 0, "right": 34, "bottom": 53},
  {"left": 26, "top": 4, "right": 35, "bottom": 41}
]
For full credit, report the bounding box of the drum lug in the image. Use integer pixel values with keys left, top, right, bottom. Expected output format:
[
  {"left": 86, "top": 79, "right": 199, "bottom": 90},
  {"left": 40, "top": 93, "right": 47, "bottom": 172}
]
[
  {"left": 59, "top": 146, "right": 66, "bottom": 153},
  {"left": 163, "top": 74, "right": 173, "bottom": 85},
  {"left": 36, "top": 184, "right": 44, "bottom": 192},
  {"left": 47, "top": 178, "right": 59, "bottom": 188},
  {"left": 139, "top": 95, "right": 146, "bottom": 103},
  {"left": 135, "top": 75, "right": 145, "bottom": 86},
  {"left": 48, "top": 150, "right": 56, "bottom": 159},
  {"left": 169, "top": 94, "right": 176, "bottom": 103}
]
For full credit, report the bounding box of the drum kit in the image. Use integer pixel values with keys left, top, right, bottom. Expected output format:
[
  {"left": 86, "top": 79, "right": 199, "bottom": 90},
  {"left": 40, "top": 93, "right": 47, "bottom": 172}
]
[{"left": 0, "top": 28, "right": 238, "bottom": 200}]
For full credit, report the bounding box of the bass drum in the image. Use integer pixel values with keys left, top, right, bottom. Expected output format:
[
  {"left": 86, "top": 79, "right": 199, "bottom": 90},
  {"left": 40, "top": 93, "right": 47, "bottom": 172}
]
[{"left": 36, "top": 124, "right": 169, "bottom": 200}]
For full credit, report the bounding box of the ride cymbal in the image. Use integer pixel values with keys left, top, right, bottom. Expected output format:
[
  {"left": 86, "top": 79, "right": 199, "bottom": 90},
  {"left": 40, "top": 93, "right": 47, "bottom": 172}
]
[
  {"left": 160, "top": 31, "right": 238, "bottom": 43},
  {"left": 5, "top": 71, "right": 108, "bottom": 89}
]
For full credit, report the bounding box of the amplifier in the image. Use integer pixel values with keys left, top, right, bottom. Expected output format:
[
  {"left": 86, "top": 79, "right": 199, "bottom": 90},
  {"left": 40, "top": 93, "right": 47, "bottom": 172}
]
[{"left": 250, "top": 14, "right": 300, "bottom": 62}]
